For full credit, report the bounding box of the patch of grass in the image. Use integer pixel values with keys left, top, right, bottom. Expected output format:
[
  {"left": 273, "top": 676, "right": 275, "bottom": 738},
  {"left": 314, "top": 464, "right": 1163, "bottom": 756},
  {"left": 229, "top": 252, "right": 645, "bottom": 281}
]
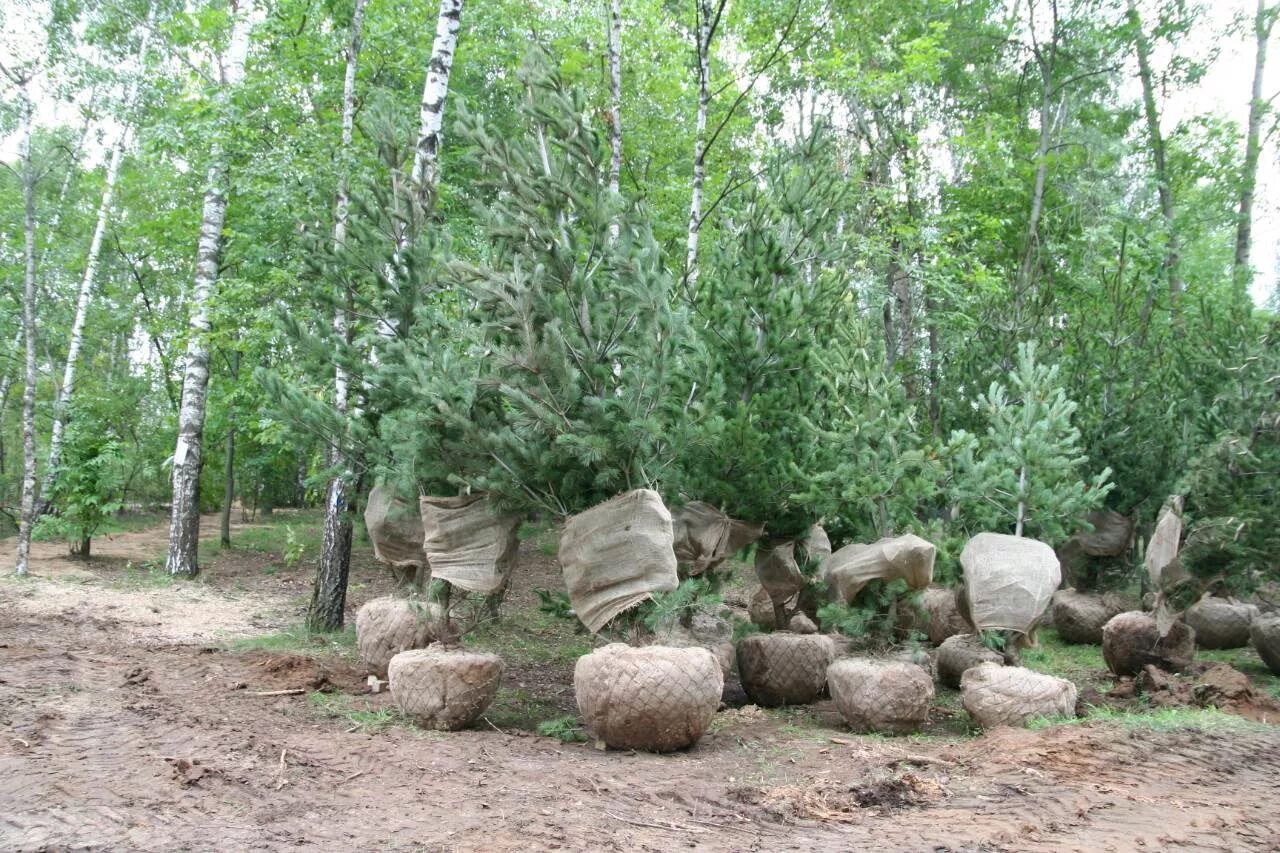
[
  {"left": 226, "top": 625, "right": 358, "bottom": 660},
  {"left": 306, "top": 691, "right": 407, "bottom": 733},
  {"left": 109, "top": 559, "right": 188, "bottom": 589},
  {"left": 1019, "top": 629, "right": 1108, "bottom": 684},
  {"left": 482, "top": 686, "right": 566, "bottom": 731},
  {"left": 463, "top": 611, "right": 594, "bottom": 667},
  {"left": 1035, "top": 704, "right": 1272, "bottom": 733}
]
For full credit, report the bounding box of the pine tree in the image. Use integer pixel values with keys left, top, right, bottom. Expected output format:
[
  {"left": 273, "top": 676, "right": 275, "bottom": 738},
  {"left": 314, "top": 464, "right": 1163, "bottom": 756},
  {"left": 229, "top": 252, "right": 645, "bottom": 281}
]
[
  {"left": 675, "top": 131, "right": 852, "bottom": 540},
  {"left": 950, "top": 342, "right": 1113, "bottom": 545},
  {"left": 388, "top": 49, "right": 684, "bottom": 517}
]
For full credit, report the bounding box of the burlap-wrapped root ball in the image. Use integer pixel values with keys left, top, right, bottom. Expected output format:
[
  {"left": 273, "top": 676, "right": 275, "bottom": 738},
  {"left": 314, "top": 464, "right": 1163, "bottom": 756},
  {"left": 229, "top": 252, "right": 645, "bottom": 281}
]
[
  {"left": 1250, "top": 615, "right": 1280, "bottom": 675},
  {"left": 736, "top": 633, "right": 835, "bottom": 706},
  {"left": 919, "top": 587, "right": 972, "bottom": 646},
  {"left": 936, "top": 634, "right": 1005, "bottom": 689},
  {"left": 574, "top": 644, "right": 723, "bottom": 752},
  {"left": 1102, "top": 611, "right": 1196, "bottom": 676},
  {"left": 1184, "top": 597, "right": 1257, "bottom": 650},
  {"left": 1052, "top": 589, "right": 1122, "bottom": 645},
  {"left": 827, "top": 659, "right": 933, "bottom": 734},
  {"left": 960, "top": 664, "right": 1077, "bottom": 729},
  {"left": 388, "top": 646, "right": 503, "bottom": 731},
  {"left": 356, "top": 597, "right": 446, "bottom": 677}
]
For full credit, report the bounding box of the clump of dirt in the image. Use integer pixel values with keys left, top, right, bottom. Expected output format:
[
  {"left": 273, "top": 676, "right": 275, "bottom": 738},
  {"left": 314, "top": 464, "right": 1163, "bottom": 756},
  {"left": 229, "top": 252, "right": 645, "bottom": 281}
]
[
  {"left": 242, "top": 651, "right": 367, "bottom": 693},
  {"left": 1136, "top": 662, "right": 1280, "bottom": 722},
  {"left": 731, "top": 771, "right": 943, "bottom": 823}
]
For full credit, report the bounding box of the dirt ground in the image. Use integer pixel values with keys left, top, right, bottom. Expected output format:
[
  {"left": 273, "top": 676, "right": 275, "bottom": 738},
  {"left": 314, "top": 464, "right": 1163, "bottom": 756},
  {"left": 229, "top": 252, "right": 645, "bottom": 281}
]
[{"left": 3, "top": 517, "right": 1280, "bottom": 851}]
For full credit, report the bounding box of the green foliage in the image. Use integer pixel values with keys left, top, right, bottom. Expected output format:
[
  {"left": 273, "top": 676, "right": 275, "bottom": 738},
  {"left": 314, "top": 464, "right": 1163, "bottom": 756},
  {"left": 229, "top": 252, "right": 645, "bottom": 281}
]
[
  {"left": 949, "top": 343, "right": 1113, "bottom": 546},
  {"left": 34, "top": 406, "right": 126, "bottom": 551},
  {"left": 816, "top": 579, "right": 914, "bottom": 645},
  {"left": 535, "top": 715, "right": 588, "bottom": 743},
  {"left": 640, "top": 578, "right": 723, "bottom": 635},
  {"left": 676, "top": 131, "right": 855, "bottom": 539}
]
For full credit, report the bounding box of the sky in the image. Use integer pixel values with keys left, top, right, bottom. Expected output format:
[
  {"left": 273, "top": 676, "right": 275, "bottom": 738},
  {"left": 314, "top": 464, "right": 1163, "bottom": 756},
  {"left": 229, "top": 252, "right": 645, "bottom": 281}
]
[{"left": 1, "top": 0, "right": 1277, "bottom": 304}]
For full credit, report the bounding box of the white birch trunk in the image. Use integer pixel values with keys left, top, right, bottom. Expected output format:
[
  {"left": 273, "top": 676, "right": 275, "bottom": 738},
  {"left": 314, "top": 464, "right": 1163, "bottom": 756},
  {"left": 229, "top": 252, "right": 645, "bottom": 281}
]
[
  {"left": 310, "top": 0, "right": 368, "bottom": 632},
  {"left": 1234, "top": 0, "right": 1274, "bottom": 303},
  {"left": 685, "top": 0, "right": 711, "bottom": 284},
  {"left": 165, "top": 0, "right": 256, "bottom": 577},
  {"left": 410, "top": 0, "right": 463, "bottom": 206},
  {"left": 606, "top": 0, "right": 623, "bottom": 241},
  {"left": 1128, "top": 0, "right": 1183, "bottom": 330},
  {"left": 15, "top": 79, "right": 37, "bottom": 576},
  {"left": 44, "top": 19, "right": 154, "bottom": 496}
]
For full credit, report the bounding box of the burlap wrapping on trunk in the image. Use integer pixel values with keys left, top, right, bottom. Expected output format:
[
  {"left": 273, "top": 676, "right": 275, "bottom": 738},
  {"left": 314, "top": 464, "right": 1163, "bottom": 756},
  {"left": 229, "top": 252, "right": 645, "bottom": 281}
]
[
  {"left": 559, "top": 489, "right": 679, "bottom": 633},
  {"left": 365, "top": 484, "right": 429, "bottom": 572},
  {"left": 960, "top": 532, "right": 1061, "bottom": 634},
  {"left": 826, "top": 533, "right": 936, "bottom": 603},
  {"left": 1145, "top": 496, "right": 1184, "bottom": 588},
  {"left": 418, "top": 494, "right": 520, "bottom": 594},
  {"left": 960, "top": 663, "right": 1077, "bottom": 729},
  {"left": 671, "top": 501, "right": 764, "bottom": 576},
  {"left": 755, "top": 524, "right": 831, "bottom": 608},
  {"left": 574, "top": 643, "right": 723, "bottom": 752}
]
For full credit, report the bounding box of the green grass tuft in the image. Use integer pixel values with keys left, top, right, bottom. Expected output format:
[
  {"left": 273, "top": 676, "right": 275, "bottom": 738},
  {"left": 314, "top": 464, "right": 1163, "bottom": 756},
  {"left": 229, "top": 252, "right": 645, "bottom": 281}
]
[{"left": 226, "top": 624, "right": 357, "bottom": 659}]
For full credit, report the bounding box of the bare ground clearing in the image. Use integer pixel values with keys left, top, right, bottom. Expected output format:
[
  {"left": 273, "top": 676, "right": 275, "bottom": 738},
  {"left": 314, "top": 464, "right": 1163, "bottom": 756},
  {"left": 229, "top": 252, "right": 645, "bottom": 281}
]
[{"left": 2, "top": 516, "right": 1279, "bottom": 851}]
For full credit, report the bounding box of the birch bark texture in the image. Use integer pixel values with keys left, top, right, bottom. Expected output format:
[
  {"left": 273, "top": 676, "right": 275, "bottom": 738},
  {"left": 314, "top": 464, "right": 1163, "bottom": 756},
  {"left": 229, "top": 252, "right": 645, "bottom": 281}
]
[
  {"left": 1234, "top": 0, "right": 1276, "bottom": 304},
  {"left": 410, "top": 0, "right": 463, "bottom": 207},
  {"left": 165, "top": 0, "right": 256, "bottom": 577},
  {"left": 44, "top": 18, "right": 155, "bottom": 501},
  {"left": 606, "top": 0, "right": 623, "bottom": 197},
  {"left": 1128, "top": 0, "right": 1183, "bottom": 330},
  {"left": 685, "top": 0, "right": 715, "bottom": 284},
  {"left": 14, "top": 75, "right": 38, "bottom": 576},
  {"left": 309, "top": 0, "right": 368, "bottom": 632}
]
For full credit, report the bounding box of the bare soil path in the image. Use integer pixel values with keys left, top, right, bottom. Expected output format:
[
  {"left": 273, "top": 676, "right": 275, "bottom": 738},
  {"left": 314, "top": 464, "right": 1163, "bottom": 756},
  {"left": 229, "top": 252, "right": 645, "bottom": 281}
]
[{"left": 2, "top": 518, "right": 1280, "bottom": 851}]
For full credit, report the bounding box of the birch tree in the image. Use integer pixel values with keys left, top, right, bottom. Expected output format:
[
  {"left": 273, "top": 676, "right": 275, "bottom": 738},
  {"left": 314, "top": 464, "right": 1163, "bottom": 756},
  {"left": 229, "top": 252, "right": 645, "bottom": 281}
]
[
  {"left": 685, "top": 0, "right": 722, "bottom": 283},
  {"left": 165, "top": 0, "right": 255, "bottom": 577},
  {"left": 410, "top": 0, "right": 463, "bottom": 206},
  {"left": 43, "top": 18, "right": 154, "bottom": 505},
  {"left": 308, "top": 0, "right": 368, "bottom": 633},
  {"left": 606, "top": 0, "right": 623, "bottom": 229},
  {"left": 1128, "top": 0, "right": 1184, "bottom": 330},
  {"left": 7, "top": 69, "right": 38, "bottom": 576},
  {"left": 1234, "top": 0, "right": 1276, "bottom": 305}
]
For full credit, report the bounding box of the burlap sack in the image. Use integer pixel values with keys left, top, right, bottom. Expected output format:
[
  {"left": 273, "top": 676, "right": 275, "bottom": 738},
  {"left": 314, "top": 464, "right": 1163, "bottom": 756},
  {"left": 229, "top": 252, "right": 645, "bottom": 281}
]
[
  {"left": 559, "top": 489, "right": 679, "bottom": 633},
  {"left": 419, "top": 494, "right": 520, "bottom": 595},
  {"left": 1073, "top": 510, "right": 1134, "bottom": 557},
  {"left": 365, "top": 485, "right": 429, "bottom": 582},
  {"left": 919, "top": 586, "right": 972, "bottom": 646},
  {"left": 826, "top": 534, "right": 936, "bottom": 603},
  {"left": 827, "top": 658, "right": 933, "bottom": 734},
  {"left": 936, "top": 633, "right": 1005, "bottom": 689},
  {"left": 1184, "top": 595, "right": 1257, "bottom": 650},
  {"left": 574, "top": 643, "right": 723, "bottom": 752},
  {"left": 756, "top": 525, "right": 831, "bottom": 609},
  {"left": 1145, "top": 496, "right": 1184, "bottom": 588},
  {"left": 736, "top": 632, "right": 835, "bottom": 706},
  {"left": 356, "top": 597, "right": 446, "bottom": 677},
  {"left": 1101, "top": 611, "right": 1195, "bottom": 676},
  {"left": 1250, "top": 615, "right": 1280, "bottom": 675},
  {"left": 960, "top": 663, "right": 1077, "bottom": 729},
  {"left": 671, "top": 501, "right": 764, "bottom": 576},
  {"left": 388, "top": 645, "right": 503, "bottom": 731},
  {"left": 1051, "top": 589, "right": 1124, "bottom": 645},
  {"left": 961, "top": 533, "right": 1061, "bottom": 634}
]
